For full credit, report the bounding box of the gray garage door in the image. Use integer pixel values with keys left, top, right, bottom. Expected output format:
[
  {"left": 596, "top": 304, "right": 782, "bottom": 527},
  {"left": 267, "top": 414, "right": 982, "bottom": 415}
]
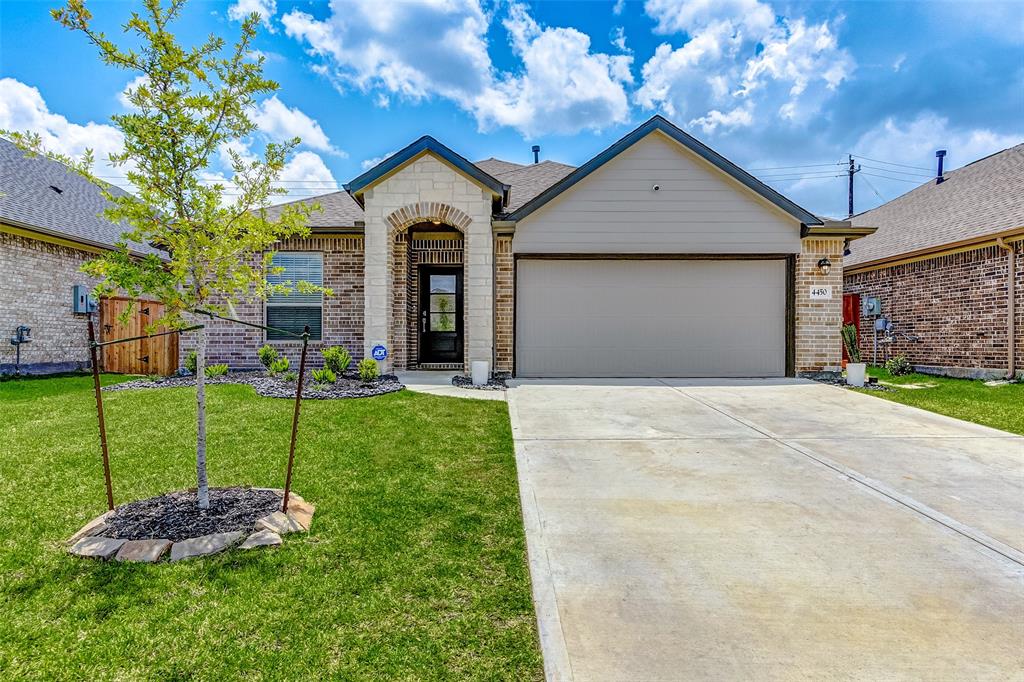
[{"left": 516, "top": 259, "right": 787, "bottom": 378}]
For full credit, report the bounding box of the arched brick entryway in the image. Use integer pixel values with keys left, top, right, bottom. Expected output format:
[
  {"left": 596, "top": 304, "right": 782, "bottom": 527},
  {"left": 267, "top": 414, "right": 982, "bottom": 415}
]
[{"left": 385, "top": 203, "right": 469, "bottom": 370}]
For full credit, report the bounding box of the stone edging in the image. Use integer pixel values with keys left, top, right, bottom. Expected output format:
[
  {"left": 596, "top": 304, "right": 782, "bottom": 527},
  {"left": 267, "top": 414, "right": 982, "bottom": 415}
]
[{"left": 68, "top": 490, "right": 315, "bottom": 563}]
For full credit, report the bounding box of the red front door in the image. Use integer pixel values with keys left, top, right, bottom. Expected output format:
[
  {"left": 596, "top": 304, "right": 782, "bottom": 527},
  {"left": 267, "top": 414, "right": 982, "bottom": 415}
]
[{"left": 842, "top": 293, "right": 860, "bottom": 363}]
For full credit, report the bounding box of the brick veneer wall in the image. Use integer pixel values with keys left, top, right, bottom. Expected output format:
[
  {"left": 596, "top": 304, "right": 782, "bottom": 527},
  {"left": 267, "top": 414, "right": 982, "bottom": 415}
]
[
  {"left": 182, "top": 235, "right": 365, "bottom": 370},
  {"left": 494, "top": 236, "right": 513, "bottom": 373},
  {"left": 844, "top": 243, "right": 1024, "bottom": 376},
  {"left": 0, "top": 231, "right": 99, "bottom": 374},
  {"left": 795, "top": 237, "right": 844, "bottom": 373}
]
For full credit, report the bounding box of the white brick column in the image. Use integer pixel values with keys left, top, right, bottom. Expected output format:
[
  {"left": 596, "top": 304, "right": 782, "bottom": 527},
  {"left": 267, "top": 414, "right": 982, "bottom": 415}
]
[
  {"left": 465, "top": 192, "right": 494, "bottom": 367},
  {"left": 362, "top": 188, "right": 392, "bottom": 371}
]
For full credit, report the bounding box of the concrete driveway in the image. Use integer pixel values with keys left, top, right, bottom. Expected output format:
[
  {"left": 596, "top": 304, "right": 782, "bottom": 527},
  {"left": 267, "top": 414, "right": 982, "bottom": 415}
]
[{"left": 507, "top": 379, "right": 1024, "bottom": 681}]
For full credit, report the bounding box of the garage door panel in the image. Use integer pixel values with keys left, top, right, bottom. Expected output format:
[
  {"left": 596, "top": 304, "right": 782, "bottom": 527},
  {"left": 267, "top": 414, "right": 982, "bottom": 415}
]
[{"left": 516, "top": 259, "right": 786, "bottom": 377}]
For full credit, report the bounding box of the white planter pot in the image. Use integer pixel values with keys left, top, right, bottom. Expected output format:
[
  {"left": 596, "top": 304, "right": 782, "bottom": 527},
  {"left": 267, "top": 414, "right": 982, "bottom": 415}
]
[
  {"left": 471, "top": 361, "right": 489, "bottom": 386},
  {"left": 846, "top": 362, "right": 866, "bottom": 387}
]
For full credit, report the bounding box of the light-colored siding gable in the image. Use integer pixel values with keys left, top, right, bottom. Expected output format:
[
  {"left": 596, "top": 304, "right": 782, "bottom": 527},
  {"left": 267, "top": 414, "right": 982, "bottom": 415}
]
[{"left": 513, "top": 131, "right": 802, "bottom": 254}]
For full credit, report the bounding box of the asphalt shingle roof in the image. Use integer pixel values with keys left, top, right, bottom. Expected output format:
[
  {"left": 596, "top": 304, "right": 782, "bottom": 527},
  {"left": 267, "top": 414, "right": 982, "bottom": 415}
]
[
  {"left": 0, "top": 137, "right": 161, "bottom": 256},
  {"left": 259, "top": 189, "right": 365, "bottom": 228},
  {"left": 848, "top": 143, "right": 1024, "bottom": 266},
  {"left": 485, "top": 160, "right": 577, "bottom": 213}
]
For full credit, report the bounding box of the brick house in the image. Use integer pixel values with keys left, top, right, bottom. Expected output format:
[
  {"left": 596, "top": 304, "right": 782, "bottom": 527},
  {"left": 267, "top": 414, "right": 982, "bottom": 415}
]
[
  {"left": 0, "top": 138, "right": 164, "bottom": 375},
  {"left": 200, "top": 116, "right": 872, "bottom": 378},
  {"left": 845, "top": 143, "right": 1023, "bottom": 379}
]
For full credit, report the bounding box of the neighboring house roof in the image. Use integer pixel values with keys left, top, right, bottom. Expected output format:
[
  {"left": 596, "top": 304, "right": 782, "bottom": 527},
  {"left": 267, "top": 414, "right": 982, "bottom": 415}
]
[
  {"left": 475, "top": 157, "right": 528, "bottom": 176},
  {"left": 847, "top": 143, "right": 1024, "bottom": 268},
  {"left": 506, "top": 115, "right": 824, "bottom": 226},
  {"left": 345, "top": 136, "right": 510, "bottom": 201},
  {"left": 259, "top": 189, "right": 365, "bottom": 229},
  {"left": 0, "top": 137, "right": 161, "bottom": 257}
]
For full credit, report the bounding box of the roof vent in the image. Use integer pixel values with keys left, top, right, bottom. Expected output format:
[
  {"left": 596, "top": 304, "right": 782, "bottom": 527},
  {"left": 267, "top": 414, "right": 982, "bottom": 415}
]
[
  {"left": 935, "top": 150, "right": 946, "bottom": 184},
  {"left": 49, "top": 185, "right": 63, "bottom": 194},
  {"left": 531, "top": 145, "right": 540, "bottom": 164}
]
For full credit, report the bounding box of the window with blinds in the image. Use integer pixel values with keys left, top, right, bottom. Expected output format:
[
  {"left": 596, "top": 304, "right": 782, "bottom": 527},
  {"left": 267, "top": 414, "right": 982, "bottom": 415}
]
[{"left": 266, "top": 252, "right": 323, "bottom": 340}]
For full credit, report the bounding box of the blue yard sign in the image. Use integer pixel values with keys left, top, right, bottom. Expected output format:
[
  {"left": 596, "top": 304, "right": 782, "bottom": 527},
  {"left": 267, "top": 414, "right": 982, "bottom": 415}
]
[{"left": 371, "top": 345, "right": 388, "bottom": 361}]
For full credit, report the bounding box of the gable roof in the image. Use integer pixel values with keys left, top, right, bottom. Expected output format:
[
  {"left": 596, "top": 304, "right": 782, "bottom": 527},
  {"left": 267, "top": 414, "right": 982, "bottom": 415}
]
[
  {"left": 505, "top": 115, "right": 823, "bottom": 226},
  {"left": 259, "top": 189, "right": 365, "bottom": 228},
  {"left": 0, "top": 138, "right": 162, "bottom": 257},
  {"left": 345, "top": 135, "right": 510, "bottom": 201},
  {"left": 847, "top": 143, "right": 1024, "bottom": 267},
  {"left": 484, "top": 160, "right": 576, "bottom": 213}
]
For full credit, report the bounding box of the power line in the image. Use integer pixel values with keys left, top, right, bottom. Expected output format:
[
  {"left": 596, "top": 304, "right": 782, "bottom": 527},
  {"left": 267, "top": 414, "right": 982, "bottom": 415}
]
[
  {"left": 857, "top": 173, "right": 887, "bottom": 202},
  {"left": 860, "top": 171, "right": 926, "bottom": 184},
  {"left": 747, "top": 162, "right": 844, "bottom": 171},
  {"left": 850, "top": 154, "right": 932, "bottom": 172},
  {"left": 859, "top": 164, "right": 932, "bottom": 178}
]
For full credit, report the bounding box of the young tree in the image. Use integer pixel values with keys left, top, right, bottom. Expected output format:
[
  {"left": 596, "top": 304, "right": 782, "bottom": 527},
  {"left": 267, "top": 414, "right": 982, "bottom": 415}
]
[{"left": 7, "top": 0, "right": 324, "bottom": 509}]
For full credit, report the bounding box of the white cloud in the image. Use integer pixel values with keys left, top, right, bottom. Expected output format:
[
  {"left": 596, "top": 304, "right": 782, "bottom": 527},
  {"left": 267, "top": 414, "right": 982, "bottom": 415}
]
[
  {"left": 0, "top": 77, "right": 126, "bottom": 180},
  {"left": 636, "top": 0, "right": 853, "bottom": 132},
  {"left": 853, "top": 113, "right": 1021, "bottom": 176},
  {"left": 611, "top": 26, "right": 630, "bottom": 53},
  {"left": 228, "top": 0, "right": 277, "bottom": 32},
  {"left": 117, "top": 75, "right": 150, "bottom": 109},
  {"left": 473, "top": 3, "right": 633, "bottom": 136},
  {"left": 361, "top": 151, "right": 398, "bottom": 170},
  {"left": 613, "top": 0, "right": 626, "bottom": 15},
  {"left": 282, "top": 0, "right": 632, "bottom": 136},
  {"left": 892, "top": 53, "right": 906, "bottom": 73},
  {"left": 251, "top": 95, "right": 345, "bottom": 156}
]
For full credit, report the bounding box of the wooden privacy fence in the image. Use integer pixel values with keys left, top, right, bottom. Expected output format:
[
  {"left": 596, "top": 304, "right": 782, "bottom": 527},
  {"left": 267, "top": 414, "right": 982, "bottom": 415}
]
[{"left": 100, "top": 297, "right": 179, "bottom": 375}]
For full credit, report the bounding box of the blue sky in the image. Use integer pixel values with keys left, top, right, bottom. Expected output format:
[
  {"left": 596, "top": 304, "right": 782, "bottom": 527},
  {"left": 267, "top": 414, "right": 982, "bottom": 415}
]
[{"left": 1, "top": 0, "right": 1021, "bottom": 218}]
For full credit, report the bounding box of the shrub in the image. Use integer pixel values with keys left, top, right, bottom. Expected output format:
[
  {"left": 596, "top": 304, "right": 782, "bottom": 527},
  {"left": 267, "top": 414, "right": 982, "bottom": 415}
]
[
  {"left": 312, "top": 367, "right": 337, "bottom": 384},
  {"left": 268, "top": 357, "right": 290, "bottom": 376},
  {"left": 204, "top": 363, "right": 229, "bottom": 378},
  {"left": 257, "top": 344, "right": 279, "bottom": 370},
  {"left": 321, "top": 346, "right": 352, "bottom": 375},
  {"left": 184, "top": 350, "right": 197, "bottom": 375},
  {"left": 281, "top": 370, "right": 298, "bottom": 382},
  {"left": 885, "top": 355, "right": 913, "bottom": 376},
  {"left": 357, "top": 358, "right": 379, "bottom": 383},
  {"left": 841, "top": 324, "right": 861, "bottom": 363}
]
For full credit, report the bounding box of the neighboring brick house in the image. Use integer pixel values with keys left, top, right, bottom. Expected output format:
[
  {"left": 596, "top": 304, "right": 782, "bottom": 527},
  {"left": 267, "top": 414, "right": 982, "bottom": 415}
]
[
  {"left": 845, "top": 143, "right": 1023, "bottom": 379},
  {"left": 199, "top": 116, "right": 872, "bottom": 378},
  {"left": 0, "top": 138, "right": 164, "bottom": 375}
]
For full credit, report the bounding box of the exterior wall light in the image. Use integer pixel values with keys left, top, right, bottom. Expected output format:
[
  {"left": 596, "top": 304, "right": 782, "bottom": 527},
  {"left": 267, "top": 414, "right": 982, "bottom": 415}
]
[{"left": 817, "top": 257, "right": 832, "bottom": 276}]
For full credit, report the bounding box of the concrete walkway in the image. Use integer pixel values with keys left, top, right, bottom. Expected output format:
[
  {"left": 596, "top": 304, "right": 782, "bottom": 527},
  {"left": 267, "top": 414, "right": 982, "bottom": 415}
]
[
  {"left": 396, "top": 371, "right": 506, "bottom": 401},
  {"left": 507, "top": 378, "right": 1024, "bottom": 681}
]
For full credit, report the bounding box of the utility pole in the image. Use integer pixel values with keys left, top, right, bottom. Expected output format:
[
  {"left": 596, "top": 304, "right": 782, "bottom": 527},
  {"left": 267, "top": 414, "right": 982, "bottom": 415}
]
[{"left": 847, "top": 154, "right": 861, "bottom": 218}]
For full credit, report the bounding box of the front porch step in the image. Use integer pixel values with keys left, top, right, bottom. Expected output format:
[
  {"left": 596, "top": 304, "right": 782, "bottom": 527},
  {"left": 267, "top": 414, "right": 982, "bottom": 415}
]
[{"left": 415, "top": 363, "right": 463, "bottom": 371}]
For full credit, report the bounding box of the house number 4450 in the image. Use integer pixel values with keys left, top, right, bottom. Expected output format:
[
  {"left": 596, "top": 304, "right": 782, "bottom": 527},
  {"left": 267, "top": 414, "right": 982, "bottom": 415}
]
[{"left": 809, "top": 286, "right": 833, "bottom": 300}]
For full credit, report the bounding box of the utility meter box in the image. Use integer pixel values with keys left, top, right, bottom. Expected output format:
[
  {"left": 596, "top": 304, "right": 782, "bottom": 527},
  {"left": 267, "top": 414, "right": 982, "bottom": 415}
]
[
  {"left": 72, "top": 285, "right": 97, "bottom": 314},
  {"left": 862, "top": 296, "right": 881, "bottom": 317}
]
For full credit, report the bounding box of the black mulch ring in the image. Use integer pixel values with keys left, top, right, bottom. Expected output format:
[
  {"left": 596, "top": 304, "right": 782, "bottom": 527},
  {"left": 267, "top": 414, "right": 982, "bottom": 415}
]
[
  {"left": 104, "top": 370, "right": 404, "bottom": 399},
  {"left": 97, "top": 487, "right": 282, "bottom": 542},
  {"left": 452, "top": 373, "right": 508, "bottom": 390},
  {"left": 808, "top": 374, "right": 891, "bottom": 391}
]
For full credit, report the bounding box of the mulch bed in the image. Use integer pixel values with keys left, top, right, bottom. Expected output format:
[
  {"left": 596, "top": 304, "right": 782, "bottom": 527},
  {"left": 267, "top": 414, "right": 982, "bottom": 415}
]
[
  {"left": 105, "top": 370, "right": 404, "bottom": 399},
  {"left": 97, "top": 487, "right": 282, "bottom": 542},
  {"left": 809, "top": 374, "right": 891, "bottom": 391},
  {"left": 451, "top": 373, "right": 509, "bottom": 391}
]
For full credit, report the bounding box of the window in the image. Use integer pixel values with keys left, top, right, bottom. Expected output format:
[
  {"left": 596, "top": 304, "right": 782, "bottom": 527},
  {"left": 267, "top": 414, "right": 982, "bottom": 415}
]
[{"left": 266, "top": 252, "right": 323, "bottom": 340}]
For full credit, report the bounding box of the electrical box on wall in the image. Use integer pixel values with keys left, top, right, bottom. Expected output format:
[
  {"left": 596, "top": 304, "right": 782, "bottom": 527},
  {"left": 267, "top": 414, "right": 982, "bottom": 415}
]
[
  {"left": 862, "top": 296, "right": 881, "bottom": 317},
  {"left": 72, "top": 285, "right": 97, "bottom": 314}
]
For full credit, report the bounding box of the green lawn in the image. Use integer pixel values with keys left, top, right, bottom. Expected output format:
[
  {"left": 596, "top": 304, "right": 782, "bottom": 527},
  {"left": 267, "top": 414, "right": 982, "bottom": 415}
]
[
  {"left": 856, "top": 367, "right": 1024, "bottom": 436},
  {"left": 0, "top": 375, "right": 542, "bottom": 680}
]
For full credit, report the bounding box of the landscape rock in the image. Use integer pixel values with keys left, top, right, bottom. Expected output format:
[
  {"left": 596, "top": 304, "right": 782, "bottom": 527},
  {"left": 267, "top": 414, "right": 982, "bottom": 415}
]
[
  {"left": 169, "top": 531, "right": 245, "bottom": 561},
  {"left": 103, "top": 371, "right": 403, "bottom": 400},
  {"left": 255, "top": 510, "right": 305, "bottom": 534},
  {"left": 115, "top": 538, "right": 172, "bottom": 563},
  {"left": 239, "top": 529, "right": 282, "bottom": 549},
  {"left": 284, "top": 499, "right": 315, "bottom": 531},
  {"left": 70, "top": 536, "right": 126, "bottom": 560},
  {"left": 68, "top": 511, "right": 114, "bottom": 545}
]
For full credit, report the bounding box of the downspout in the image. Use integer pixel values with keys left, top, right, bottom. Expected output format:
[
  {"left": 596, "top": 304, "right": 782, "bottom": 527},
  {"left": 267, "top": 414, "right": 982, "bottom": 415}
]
[{"left": 996, "top": 237, "right": 1016, "bottom": 379}]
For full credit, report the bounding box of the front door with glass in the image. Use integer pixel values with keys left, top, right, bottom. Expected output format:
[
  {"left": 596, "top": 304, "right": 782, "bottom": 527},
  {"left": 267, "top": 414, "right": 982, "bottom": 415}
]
[{"left": 418, "top": 267, "right": 463, "bottom": 364}]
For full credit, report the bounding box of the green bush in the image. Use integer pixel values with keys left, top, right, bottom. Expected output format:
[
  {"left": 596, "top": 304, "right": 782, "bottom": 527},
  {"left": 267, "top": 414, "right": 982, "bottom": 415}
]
[
  {"left": 204, "top": 363, "right": 229, "bottom": 378},
  {"left": 257, "top": 344, "right": 279, "bottom": 369},
  {"left": 357, "top": 358, "right": 379, "bottom": 383},
  {"left": 312, "top": 367, "right": 337, "bottom": 384},
  {"left": 885, "top": 354, "right": 913, "bottom": 376},
  {"left": 268, "top": 357, "right": 290, "bottom": 376},
  {"left": 184, "top": 350, "right": 197, "bottom": 375},
  {"left": 321, "top": 346, "right": 352, "bottom": 375},
  {"left": 281, "top": 370, "right": 298, "bottom": 382},
  {"left": 841, "top": 324, "right": 861, "bottom": 363}
]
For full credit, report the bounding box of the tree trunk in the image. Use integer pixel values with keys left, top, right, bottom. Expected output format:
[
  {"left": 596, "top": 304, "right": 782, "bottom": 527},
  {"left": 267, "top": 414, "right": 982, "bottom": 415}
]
[{"left": 195, "top": 325, "right": 210, "bottom": 509}]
